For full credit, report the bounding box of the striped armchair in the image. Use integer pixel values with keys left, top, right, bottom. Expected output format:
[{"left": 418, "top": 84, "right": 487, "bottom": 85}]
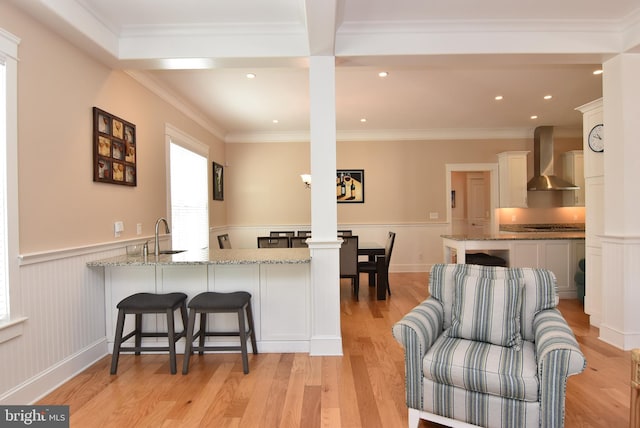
[{"left": 392, "top": 264, "right": 586, "bottom": 428}]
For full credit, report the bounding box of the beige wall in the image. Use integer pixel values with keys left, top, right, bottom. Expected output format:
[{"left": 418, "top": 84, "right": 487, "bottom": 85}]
[
  {"left": 1, "top": 1, "right": 584, "bottom": 252},
  {"left": 0, "top": 3, "right": 225, "bottom": 253},
  {"left": 226, "top": 137, "right": 582, "bottom": 226}
]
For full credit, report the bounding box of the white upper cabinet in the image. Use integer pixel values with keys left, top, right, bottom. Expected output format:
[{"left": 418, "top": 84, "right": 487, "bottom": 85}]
[
  {"left": 562, "top": 150, "right": 585, "bottom": 206},
  {"left": 498, "top": 151, "right": 529, "bottom": 208}
]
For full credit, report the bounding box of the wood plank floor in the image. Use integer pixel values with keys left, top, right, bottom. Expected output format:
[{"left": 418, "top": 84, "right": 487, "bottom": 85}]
[{"left": 38, "top": 273, "right": 632, "bottom": 427}]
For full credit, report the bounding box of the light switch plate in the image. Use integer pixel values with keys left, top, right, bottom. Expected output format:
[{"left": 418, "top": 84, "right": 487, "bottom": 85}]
[
  {"left": 114, "top": 221, "right": 124, "bottom": 237},
  {"left": 136, "top": 223, "right": 142, "bottom": 235}
]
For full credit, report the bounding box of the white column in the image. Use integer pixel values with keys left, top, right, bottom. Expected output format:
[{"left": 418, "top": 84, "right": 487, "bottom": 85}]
[
  {"left": 307, "top": 56, "right": 342, "bottom": 355},
  {"left": 600, "top": 53, "right": 640, "bottom": 349}
]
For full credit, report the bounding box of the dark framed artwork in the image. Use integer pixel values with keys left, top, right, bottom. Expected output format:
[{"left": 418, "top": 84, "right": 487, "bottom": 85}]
[
  {"left": 213, "top": 161, "right": 224, "bottom": 201},
  {"left": 336, "top": 169, "right": 364, "bottom": 203},
  {"left": 93, "top": 107, "right": 136, "bottom": 186}
]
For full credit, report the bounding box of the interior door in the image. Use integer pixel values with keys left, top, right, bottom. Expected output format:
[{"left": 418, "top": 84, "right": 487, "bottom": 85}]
[{"left": 466, "top": 173, "right": 489, "bottom": 235}]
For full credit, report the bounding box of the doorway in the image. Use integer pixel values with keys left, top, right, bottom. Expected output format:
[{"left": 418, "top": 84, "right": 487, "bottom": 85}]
[{"left": 446, "top": 163, "right": 499, "bottom": 236}]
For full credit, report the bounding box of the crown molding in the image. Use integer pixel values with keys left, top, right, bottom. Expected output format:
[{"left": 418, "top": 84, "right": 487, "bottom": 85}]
[
  {"left": 125, "top": 70, "right": 226, "bottom": 141},
  {"left": 224, "top": 126, "right": 582, "bottom": 144}
]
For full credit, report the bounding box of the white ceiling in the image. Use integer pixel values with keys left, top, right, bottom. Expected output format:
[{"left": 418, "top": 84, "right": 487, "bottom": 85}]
[{"left": 13, "top": 0, "right": 640, "bottom": 142}]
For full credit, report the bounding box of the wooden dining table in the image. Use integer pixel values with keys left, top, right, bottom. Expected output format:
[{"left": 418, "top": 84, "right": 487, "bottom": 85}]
[{"left": 358, "top": 242, "right": 387, "bottom": 300}]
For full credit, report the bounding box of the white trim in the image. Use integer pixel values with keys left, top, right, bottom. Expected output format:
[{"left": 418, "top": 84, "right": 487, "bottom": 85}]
[
  {"left": 0, "top": 28, "right": 22, "bottom": 328},
  {"left": 165, "top": 123, "right": 210, "bottom": 158},
  {"left": 0, "top": 316, "right": 27, "bottom": 344},
  {"left": 445, "top": 163, "right": 500, "bottom": 235},
  {"left": 0, "top": 339, "right": 107, "bottom": 405},
  {"left": 18, "top": 235, "right": 168, "bottom": 266},
  {"left": 309, "top": 335, "right": 343, "bottom": 356},
  {"left": 127, "top": 71, "right": 226, "bottom": 140}
]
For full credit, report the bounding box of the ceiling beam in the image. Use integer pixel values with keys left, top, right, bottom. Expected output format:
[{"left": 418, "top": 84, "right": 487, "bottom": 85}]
[{"left": 304, "top": 0, "right": 339, "bottom": 55}]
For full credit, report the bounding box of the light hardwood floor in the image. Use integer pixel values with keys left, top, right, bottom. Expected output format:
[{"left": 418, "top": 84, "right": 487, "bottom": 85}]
[{"left": 38, "top": 273, "right": 632, "bottom": 427}]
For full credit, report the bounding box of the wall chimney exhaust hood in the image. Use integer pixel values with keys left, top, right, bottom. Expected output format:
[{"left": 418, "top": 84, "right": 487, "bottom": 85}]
[{"left": 527, "top": 126, "right": 579, "bottom": 191}]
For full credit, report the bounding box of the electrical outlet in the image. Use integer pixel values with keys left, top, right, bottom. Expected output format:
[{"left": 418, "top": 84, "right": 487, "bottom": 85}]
[
  {"left": 511, "top": 215, "right": 517, "bottom": 222},
  {"left": 136, "top": 223, "right": 142, "bottom": 235},
  {"left": 429, "top": 212, "right": 439, "bottom": 220}
]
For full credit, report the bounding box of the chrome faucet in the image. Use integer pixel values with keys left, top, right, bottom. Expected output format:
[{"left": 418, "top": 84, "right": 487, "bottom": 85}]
[{"left": 154, "top": 217, "right": 170, "bottom": 256}]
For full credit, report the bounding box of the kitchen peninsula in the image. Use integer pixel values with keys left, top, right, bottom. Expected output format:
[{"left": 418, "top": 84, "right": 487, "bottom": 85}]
[
  {"left": 442, "top": 226, "right": 585, "bottom": 298},
  {"left": 88, "top": 248, "right": 311, "bottom": 353}
]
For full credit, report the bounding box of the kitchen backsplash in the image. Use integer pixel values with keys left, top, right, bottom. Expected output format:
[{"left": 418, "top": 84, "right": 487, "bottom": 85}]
[{"left": 497, "top": 206, "right": 585, "bottom": 225}]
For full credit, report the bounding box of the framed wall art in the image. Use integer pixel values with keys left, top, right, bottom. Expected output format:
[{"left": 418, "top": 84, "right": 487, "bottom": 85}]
[
  {"left": 93, "top": 107, "right": 136, "bottom": 186},
  {"left": 337, "top": 169, "right": 364, "bottom": 203},
  {"left": 213, "top": 161, "right": 224, "bottom": 201}
]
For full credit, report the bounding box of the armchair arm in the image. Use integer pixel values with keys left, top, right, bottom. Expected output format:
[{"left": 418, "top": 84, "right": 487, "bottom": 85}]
[
  {"left": 392, "top": 297, "right": 444, "bottom": 409},
  {"left": 533, "top": 308, "right": 587, "bottom": 428}
]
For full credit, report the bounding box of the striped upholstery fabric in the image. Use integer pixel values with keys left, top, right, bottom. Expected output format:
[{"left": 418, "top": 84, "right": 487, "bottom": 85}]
[
  {"left": 393, "top": 264, "right": 586, "bottom": 428},
  {"left": 422, "top": 377, "right": 540, "bottom": 428},
  {"left": 423, "top": 336, "right": 538, "bottom": 401},
  {"left": 448, "top": 274, "right": 524, "bottom": 348},
  {"left": 429, "top": 263, "right": 558, "bottom": 341}
]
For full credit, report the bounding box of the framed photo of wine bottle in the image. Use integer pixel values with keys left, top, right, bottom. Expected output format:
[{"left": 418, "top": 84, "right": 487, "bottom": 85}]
[{"left": 336, "top": 169, "right": 364, "bottom": 203}]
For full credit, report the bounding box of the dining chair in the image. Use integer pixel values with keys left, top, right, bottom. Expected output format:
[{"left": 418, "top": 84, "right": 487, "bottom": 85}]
[
  {"left": 269, "top": 231, "right": 295, "bottom": 237},
  {"left": 297, "top": 230, "right": 311, "bottom": 237},
  {"left": 257, "top": 236, "right": 290, "bottom": 248},
  {"left": 340, "top": 236, "right": 360, "bottom": 299},
  {"left": 290, "top": 236, "right": 309, "bottom": 248},
  {"left": 337, "top": 230, "right": 353, "bottom": 237},
  {"left": 217, "top": 234, "right": 231, "bottom": 249},
  {"left": 358, "top": 231, "right": 395, "bottom": 296}
]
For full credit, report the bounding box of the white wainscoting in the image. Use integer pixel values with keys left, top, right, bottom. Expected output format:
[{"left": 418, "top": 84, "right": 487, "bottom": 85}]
[
  {"left": 211, "top": 222, "right": 448, "bottom": 272},
  {"left": 0, "top": 243, "right": 130, "bottom": 404},
  {"left": 0, "top": 225, "right": 445, "bottom": 404}
]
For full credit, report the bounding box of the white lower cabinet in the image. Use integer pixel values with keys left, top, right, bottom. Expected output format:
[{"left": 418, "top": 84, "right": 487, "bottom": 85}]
[
  {"left": 104, "top": 262, "right": 310, "bottom": 352},
  {"left": 511, "top": 240, "right": 584, "bottom": 298}
]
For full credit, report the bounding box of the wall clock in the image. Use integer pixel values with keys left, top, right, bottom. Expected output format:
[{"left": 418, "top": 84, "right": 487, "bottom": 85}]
[{"left": 588, "top": 123, "right": 604, "bottom": 152}]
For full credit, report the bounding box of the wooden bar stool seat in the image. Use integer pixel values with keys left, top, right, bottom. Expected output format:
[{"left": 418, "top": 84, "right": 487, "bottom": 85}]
[
  {"left": 110, "top": 292, "right": 188, "bottom": 375},
  {"left": 182, "top": 291, "right": 258, "bottom": 374}
]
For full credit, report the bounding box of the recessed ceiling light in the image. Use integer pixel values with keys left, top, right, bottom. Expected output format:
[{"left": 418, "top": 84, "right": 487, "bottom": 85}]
[
  {"left": 246, "top": 73, "right": 256, "bottom": 79},
  {"left": 272, "top": 119, "right": 279, "bottom": 124},
  {"left": 593, "top": 69, "right": 603, "bottom": 75},
  {"left": 360, "top": 118, "right": 367, "bottom": 123},
  {"left": 530, "top": 115, "right": 538, "bottom": 120},
  {"left": 543, "top": 95, "right": 552, "bottom": 100},
  {"left": 495, "top": 95, "right": 503, "bottom": 101},
  {"left": 378, "top": 71, "right": 389, "bottom": 78}
]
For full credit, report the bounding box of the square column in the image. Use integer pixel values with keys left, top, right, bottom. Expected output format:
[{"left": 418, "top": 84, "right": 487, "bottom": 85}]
[
  {"left": 307, "top": 56, "right": 342, "bottom": 355},
  {"left": 600, "top": 53, "right": 640, "bottom": 349}
]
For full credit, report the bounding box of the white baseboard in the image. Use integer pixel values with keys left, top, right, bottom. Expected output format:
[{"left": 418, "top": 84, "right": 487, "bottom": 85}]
[
  {"left": 309, "top": 335, "right": 343, "bottom": 356},
  {"left": 0, "top": 339, "right": 107, "bottom": 405}
]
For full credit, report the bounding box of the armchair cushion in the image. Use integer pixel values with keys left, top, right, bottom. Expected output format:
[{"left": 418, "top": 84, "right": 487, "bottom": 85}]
[
  {"left": 423, "top": 336, "right": 538, "bottom": 402},
  {"left": 448, "top": 274, "right": 524, "bottom": 349},
  {"left": 429, "top": 264, "right": 558, "bottom": 341}
]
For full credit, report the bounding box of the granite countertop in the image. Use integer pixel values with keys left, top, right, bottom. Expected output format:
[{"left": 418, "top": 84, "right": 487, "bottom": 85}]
[
  {"left": 442, "top": 232, "right": 585, "bottom": 241},
  {"left": 499, "top": 223, "right": 585, "bottom": 233},
  {"left": 87, "top": 247, "right": 311, "bottom": 267}
]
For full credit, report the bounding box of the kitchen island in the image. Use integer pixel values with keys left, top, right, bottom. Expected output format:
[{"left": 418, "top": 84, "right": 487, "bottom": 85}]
[
  {"left": 442, "top": 232, "right": 585, "bottom": 298},
  {"left": 89, "top": 248, "right": 312, "bottom": 353}
]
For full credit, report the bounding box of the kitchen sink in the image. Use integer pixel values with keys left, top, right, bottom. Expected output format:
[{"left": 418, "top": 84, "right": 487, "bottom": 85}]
[{"left": 158, "top": 249, "right": 186, "bottom": 254}]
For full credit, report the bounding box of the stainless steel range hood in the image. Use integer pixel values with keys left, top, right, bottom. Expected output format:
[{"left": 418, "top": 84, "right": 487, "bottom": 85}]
[{"left": 527, "top": 126, "right": 579, "bottom": 191}]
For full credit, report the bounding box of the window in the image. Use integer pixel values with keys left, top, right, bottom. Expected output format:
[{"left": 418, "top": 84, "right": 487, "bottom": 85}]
[
  {"left": 0, "top": 58, "right": 8, "bottom": 321},
  {"left": 0, "top": 28, "right": 24, "bottom": 339},
  {"left": 167, "top": 127, "right": 209, "bottom": 251}
]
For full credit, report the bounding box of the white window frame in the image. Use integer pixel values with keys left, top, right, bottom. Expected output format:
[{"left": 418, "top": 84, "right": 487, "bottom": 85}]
[
  {"left": 0, "top": 28, "right": 26, "bottom": 343},
  {"left": 164, "top": 124, "right": 210, "bottom": 249}
]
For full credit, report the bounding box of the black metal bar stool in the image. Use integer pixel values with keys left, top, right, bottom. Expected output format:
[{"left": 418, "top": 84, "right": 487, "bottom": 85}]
[
  {"left": 182, "top": 291, "right": 258, "bottom": 374},
  {"left": 110, "top": 292, "right": 188, "bottom": 375}
]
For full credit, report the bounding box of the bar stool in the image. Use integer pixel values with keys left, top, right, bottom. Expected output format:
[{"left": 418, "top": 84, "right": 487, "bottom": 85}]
[
  {"left": 182, "top": 291, "right": 258, "bottom": 374},
  {"left": 110, "top": 292, "right": 188, "bottom": 375}
]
